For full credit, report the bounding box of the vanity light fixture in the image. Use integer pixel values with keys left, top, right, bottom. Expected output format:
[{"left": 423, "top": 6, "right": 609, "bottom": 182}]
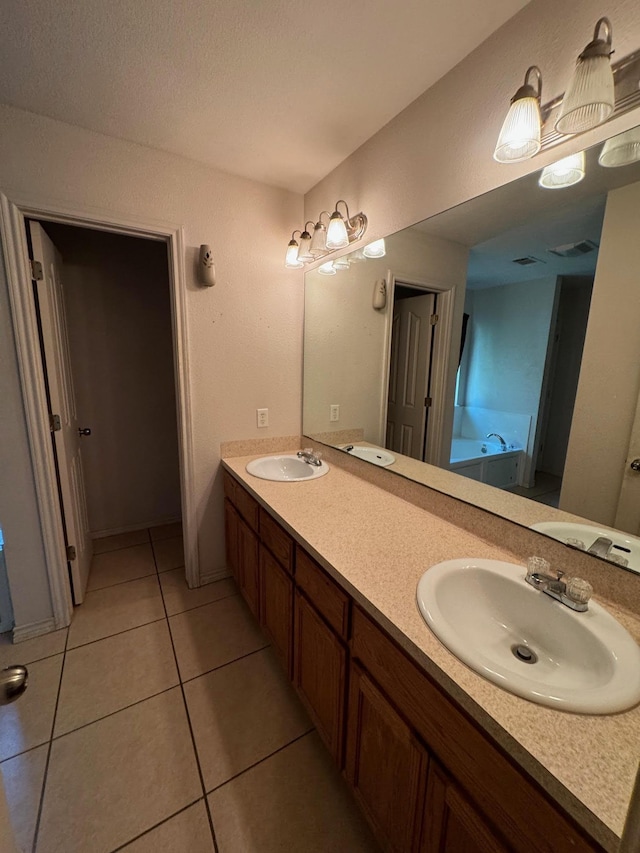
[
  {"left": 317, "top": 261, "right": 337, "bottom": 275},
  {"left": 555, "top": 18, "right": 614, "bottom": 135},
  {"left": 333, "top": 256, "right": 351, "bottom": 271},
  {"left": 539, "top": 151, "right": 586, "bottom": 189},
  {"left": 363, "top": 238, "right": 386, "bottom": 258},
  {"left": 285, "top": 231, "right": 303, "bottom": 269},
  {"left": 493, "top": 66, "right": 543, "bottom": 163},
  {"left": 598, "top": 126, "right": 640, "bottom": 167},
  {"left": 285, "top": 199, "right": 367, "bottom": 268}
]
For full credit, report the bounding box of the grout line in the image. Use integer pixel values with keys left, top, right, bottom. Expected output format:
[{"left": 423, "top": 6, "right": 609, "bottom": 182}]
[
  {"left": 92, "top": 540, "right": 152, "bottom": 557},
  {"left": 165, "top": 588, "right": 241, "bottom": 619},
  {"left": 153, "top": 536, "right": 220, "bottom": 853},
  {"left": 206, "top": 729, "right": 315, "bottom": 796},
  {"left": 86, "top": 570, "right": 158, "bottom": 594},
  {"left": 108, "top": 797, "right": 203, "bottom": 853},
  {"left": 30, "top": 620, "right": 71, "bottom": 852},
  {"left": 179, "top": 643, "right": 271, "bottom": 686},
  {"left": 66, "top": 614, "right": 167, "bottom": 653}
]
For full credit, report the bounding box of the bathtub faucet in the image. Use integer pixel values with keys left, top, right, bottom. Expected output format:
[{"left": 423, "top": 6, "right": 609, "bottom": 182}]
[{"left": 486, "top": 432, "right": 507, "bottom": 451}]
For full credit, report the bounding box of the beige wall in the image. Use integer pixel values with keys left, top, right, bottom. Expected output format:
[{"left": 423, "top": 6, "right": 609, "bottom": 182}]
[
  {"left": 0, "top": 103, "right": 303, "bottom": 629},
  {"left": 562, "top": 181, "right": 640, "bottom": 526},
  {"left": 304, "top": 227, "right": 468, "bottom": 447},
  {"left": 48, "top": 226, "right": 182, "bottom": 535}
]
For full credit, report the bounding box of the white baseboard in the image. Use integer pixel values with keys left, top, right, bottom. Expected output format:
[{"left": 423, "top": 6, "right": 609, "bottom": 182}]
[
  {"left": 13, "top": 617, "right": 58, "bottom": 643},
  {"left": 198, "top": 566, "right": 232, "bottom": 587},
  {"left": 91, "top": 517, "right": 182, "bottom": 539}
]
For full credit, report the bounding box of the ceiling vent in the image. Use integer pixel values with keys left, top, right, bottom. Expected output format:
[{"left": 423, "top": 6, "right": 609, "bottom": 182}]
[
  {"left": 512, "top": 256, "right": 543, "bottom": 266},
  {"left": 547, "top": 240, "right": 599, "bottom": 258}
]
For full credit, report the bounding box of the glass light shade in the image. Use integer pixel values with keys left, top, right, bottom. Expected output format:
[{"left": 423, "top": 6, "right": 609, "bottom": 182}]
[
  {"left": 317, "top": 261, "right": 337, "bottom": 275},
  {"left": 285, "top": 240, "right": 303, "bottom": 269},
  {"left": 326, "top": 213, "right": 349, "bottom": 250},
  {"left": 333, "top": 256, "right": 350, "bottom": 270},
  {"left": 538, "top": 151, "right": 586, "bottom": 189},
  {"left": 598, "top": 127, "right": 640, "bottom": 167},
  {"left": 555, "top": 55, "right": 614, "bottom": 135},
  {"left": 493, "top": 97, "right": 541, "bottom": 163},
  {"left": 309, "top": 223, "right": 327, "bottom": 257},
  {"left": 297, "top": 231, "right": 314, "bottom": 263},
  {"left": 363, "top": 238, "right": 386, "bottom": 258}
]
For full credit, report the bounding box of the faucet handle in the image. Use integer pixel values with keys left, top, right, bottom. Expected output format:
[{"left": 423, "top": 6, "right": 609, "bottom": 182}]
[
  {"left": 566, "top": 577, "right": 593, "bottom": 606},
  {"left": 526, "top": 556, "right": 550, "bottom": 580}
]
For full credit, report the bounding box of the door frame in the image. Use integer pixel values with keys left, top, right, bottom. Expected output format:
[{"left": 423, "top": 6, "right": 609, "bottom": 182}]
[
  {"left": 379, "top": 273, "right": 457, "bottom": 468},
  {"left": 0, "top": 190, "right": 198, "bottom": 629}
]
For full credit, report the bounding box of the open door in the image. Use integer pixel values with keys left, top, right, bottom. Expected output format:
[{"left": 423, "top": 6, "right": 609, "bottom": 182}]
[
  {"left": 386, "top": 292, "right": 436, "bottom": 460},
  {"left": 615, "top": 388, "right": 640, "bottom": 536},
  {"left": 29, "top": 222, "right": 92, "bottom": 604}
]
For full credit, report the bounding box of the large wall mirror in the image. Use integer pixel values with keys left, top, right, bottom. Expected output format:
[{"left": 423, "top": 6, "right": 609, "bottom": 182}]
[{"left": 303, "top": 122, "right": 640, "bottom": 573}]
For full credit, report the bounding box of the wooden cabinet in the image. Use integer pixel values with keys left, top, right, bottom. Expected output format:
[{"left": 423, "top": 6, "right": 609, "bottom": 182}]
[
  {"left": 346, "top": 662, "right": 428, "bottom": 853},
  {"left": 237, "top": 516, "right": 259, "bottom": 617},
  {"left": 224, "top": 498, "right": 240, "bottom": 582},
  {"left": 259, "top": 544, "right": 293, "bottom": 674},
  {"left": 293, "top": 589, "right": 347, "bottom": 765}
]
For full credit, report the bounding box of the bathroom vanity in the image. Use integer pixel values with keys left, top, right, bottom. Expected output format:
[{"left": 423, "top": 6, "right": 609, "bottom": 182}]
[{"left": 222, "top": 452, "right": 640, "bottom": 853}]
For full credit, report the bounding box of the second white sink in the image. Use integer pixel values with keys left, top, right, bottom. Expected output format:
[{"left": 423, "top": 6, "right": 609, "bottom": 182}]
[
  {"left": 246, "top": 454, "right": 329, "bottom": 482},
  {"left": 417, "top": 558, "right": 640, "bottom": 714}
]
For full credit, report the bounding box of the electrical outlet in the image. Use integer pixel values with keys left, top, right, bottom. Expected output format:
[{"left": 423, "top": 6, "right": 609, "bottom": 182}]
[
  {"left": 330, "top": 404, "right": 339, "bottom": 422},
  {"left": 257, "top": 408, "right": 269, "bottom": 428}
]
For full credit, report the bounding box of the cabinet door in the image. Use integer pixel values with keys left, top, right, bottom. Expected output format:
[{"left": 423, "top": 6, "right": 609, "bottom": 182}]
[
  {"left": 238, "top": 515, "right": 259, "bottom": 617},
  {"left": 260, "top": 545, "right": 293, "bottom": 675},
  {"left": 224, "top": 498, "right": 240, "bottom": 583},
  {"left": 421, "top": 763, "right": 509, "bottom": 853},
  {"left": 346, "top": 663, "right": 428, "bottom": 853},
  {"left": 293, "top": 590, "right": 347, "bottom": 765}
]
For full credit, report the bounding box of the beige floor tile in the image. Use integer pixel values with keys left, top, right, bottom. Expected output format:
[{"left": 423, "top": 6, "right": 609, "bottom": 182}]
[
  {"left": 92, "top": 529, "right": 150, "bottom": 554},
  {"left": 0, "top": 655, "right": 63, "bottom": 761},
  {"left": 37, "top": 689, "right": 202, "bottom": 853},
  {"left": 169, "top": 595, "right": 266, "bottom": 682},
  {"left": 160, "top": 569, "right": 237, "bottom": 616},
  {"left": 0, "top": 628, "right": 67, "bottom": 668},
  {"left": 55, "top": 621, "right": 179, "bottom": 736},
  {"left": 67, "top": 575, "right": 164, "bottom": 649},
  {"left": 153, "top": 535, "right": 185, "bottom": 572},
  {"left": 87, "top": 543, "right": 156, "bottom": 591},
  {"left": 186, "top": 647, "right": 310, "bottom": 791},
  {"left": 120, "top": 801, "right": 214, "bottom": 853},
  {"left": 150, "top": 522, "right": 183, "bottom": 542},
  {"left": 208, "top": 733, "right": 379, "bottom": 852},
  {"left": 1, "top": 743, "right": 48, "bottom": 853}
]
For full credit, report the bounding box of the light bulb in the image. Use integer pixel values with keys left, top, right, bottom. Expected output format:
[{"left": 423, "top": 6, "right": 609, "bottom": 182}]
[
  {"left": 363, "top": 238, "right": 386, "bottom": 258},
  {"left": 297, "top": 228, "right": 314, "bottom": 263},
  {"left": 538, "top": 151, "right": 585, "bottom": 189},
  {"left": 494, "top": 67, "right": 542, "bottom": 164},
  {"left": 598, "top": 127, "right": 640, "bottom": 167},
  {"left": 285, "top": 240, "right": 303, "bottom": 269},
  {"left": 326, "top": 212, "right": 349, "bottom": 250},
  {"left": 309, "top": 222, "right": 327, "bottom": 257}
]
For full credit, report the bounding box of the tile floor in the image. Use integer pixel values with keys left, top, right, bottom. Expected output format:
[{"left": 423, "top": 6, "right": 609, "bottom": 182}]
[{"left": 0, "top": 525, "right": 378, "bottom": 852}]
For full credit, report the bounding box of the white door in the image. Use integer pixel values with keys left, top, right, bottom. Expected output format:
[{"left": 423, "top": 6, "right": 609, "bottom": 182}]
[
  {"left": 615, "top": 388, "right": 640, "bottom": 536},
  {"left": 29, "top": 222, "right": 92, "bottom": 604},
  {"left": 386, "top": 292, "right": 436, "bottom": 460}
]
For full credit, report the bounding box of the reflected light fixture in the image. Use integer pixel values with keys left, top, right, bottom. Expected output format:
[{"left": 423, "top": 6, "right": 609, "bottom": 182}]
[
  {"left": 538, "top": 151, "right": 586, "bottom": 189},
  {"left": 493, "top": 66, "right": 542, "bottom": 163},
  {"left": 555, "top": 18, "right": 614, "bottom": 135},
  {"left": 598, "top": 126, "right": 640, "bottom": 167},
  {"left": 318, "top": 261, "right": 337, "bottom": 275},
  {"left": 363, "top": 238, "right": 386, "bottom": 259},
  {"left": 285, "top": 231, "right": 303, "bottom": 268},
  {"left": 297, "top": 222, "right": 315, "bottom": 263},
  {"left": 333, "top": 256, "right": 351, "bottom": 270}
]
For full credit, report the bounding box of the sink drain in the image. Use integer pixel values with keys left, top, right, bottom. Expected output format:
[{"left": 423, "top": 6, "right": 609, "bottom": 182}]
[{"left": 511, "top": 644, "right": 538, "bottom": 665}]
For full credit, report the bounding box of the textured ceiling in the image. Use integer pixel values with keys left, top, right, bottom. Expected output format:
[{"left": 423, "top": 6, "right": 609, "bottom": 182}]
[{"left": 0, "top": 0, "right": 529, "bottom": 193}]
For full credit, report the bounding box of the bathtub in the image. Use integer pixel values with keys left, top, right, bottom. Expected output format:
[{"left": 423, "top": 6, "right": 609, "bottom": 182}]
[{"left": 449, "top": 439, "right": 522, "bottom": 489}]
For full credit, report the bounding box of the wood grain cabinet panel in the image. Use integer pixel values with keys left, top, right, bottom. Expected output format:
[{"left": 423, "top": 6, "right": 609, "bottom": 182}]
[
  {"left": 293, "top": 589, "right": 347, "bottom": 765},
  {"left": 346, "top": 662, "right": 428, "bottom": 853},
  {"left": 260, "top": 508, "right": 294, "bottom": 574},
  {"left": 295, "top": 547, "right": 350, "bottom": 639},
  {"left": 223, "top": 498, "right": 240, "bottom": 584},
  {"left": 237, "top": 515, "right": 259, "bottom": 617},
  {"left": 259, "top": 545, "right": 293, "bottom": 674}
]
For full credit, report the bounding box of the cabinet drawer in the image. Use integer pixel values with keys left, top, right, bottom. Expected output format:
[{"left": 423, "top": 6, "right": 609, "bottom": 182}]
[
  {"left": 260, "top": 508, "right": 294, "bottom": 574},
  {"left": 351, "top": 607, "right": 599, "bottom": 853},
  {"left": 223, "top": 470, "right": 237, "bottom": 503},
  {"left": 233, "top": 481, "right": 259, "bottom": 532},
  {"left": 295, "top": 547, "right": 350, "bottom": 639}
]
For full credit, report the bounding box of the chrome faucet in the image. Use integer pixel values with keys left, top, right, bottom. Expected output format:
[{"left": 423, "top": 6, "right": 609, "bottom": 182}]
[
  {"left": 297, "top": 448, "right": 323, "bottom": 467},
  {"left": 587, "top": 536, "right": 613, "bottom": 558},
  {"left": 525, "top": 563, "right": 593, "bottom": 612},
  {"left": 486, "top": 432, "right": 507, "bottom": 451}
]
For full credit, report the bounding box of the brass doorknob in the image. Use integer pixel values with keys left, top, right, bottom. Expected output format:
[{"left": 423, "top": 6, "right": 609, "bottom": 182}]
[{"left": 631, "top": 459, "right": 640, "bottom": 472}]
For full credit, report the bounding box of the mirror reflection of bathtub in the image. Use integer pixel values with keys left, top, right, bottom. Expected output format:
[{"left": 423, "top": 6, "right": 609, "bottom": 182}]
[{"left": 449, "top": 438, "right": 522, "bottom": 490}]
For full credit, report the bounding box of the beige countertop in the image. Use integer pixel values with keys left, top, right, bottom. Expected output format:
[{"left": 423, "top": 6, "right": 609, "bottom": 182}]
[{"left": 223, "top": 450, "right": 640, "bottom": 852}]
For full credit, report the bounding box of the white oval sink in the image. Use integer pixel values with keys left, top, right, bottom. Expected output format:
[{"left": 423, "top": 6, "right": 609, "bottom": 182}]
[
  {"left": 417, "top": 558, "right": 640, "bottom": 714},
  {"left": 342, "top": 445, "right": 395, "bottom": 467},
  {"left": 531, "top": 521, "right": 640, "bottom": 575},
  {"left": 246, "top": 455, "right": 330, "bottom": 482}
]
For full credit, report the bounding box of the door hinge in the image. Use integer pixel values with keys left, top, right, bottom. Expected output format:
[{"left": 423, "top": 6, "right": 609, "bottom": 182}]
[
  {"left": 429, "top": 313, "right": 439, "bottom": 326},
  {"left": 66, "top": 545, "right": 76, "bottom": 561},
  {"left": 50, "top": 413, "right": 61, "bottom": 432},
  {"left": 424, "top": 397, "right": 432, "bottom": 407},
  {"left": 30, "top": 259, "right": 44, "bottom": 281}
]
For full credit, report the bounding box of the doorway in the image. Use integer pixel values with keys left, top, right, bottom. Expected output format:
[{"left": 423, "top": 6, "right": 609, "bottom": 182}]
[{"left": 0, "top": 192, "right": 196, "bottom": 634}]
